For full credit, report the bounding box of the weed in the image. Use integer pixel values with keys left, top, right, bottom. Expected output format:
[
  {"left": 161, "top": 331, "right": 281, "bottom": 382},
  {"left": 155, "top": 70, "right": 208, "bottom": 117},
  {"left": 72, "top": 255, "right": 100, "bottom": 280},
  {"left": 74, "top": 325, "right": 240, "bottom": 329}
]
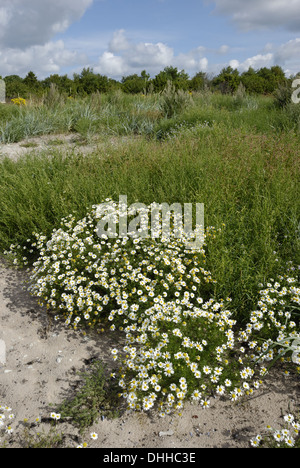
[
  {"left": 160, "top": 81, "right": 193, "bottom": 118},
  {"left": 57, "top": 360, "right": 120, "bottom": 432}
]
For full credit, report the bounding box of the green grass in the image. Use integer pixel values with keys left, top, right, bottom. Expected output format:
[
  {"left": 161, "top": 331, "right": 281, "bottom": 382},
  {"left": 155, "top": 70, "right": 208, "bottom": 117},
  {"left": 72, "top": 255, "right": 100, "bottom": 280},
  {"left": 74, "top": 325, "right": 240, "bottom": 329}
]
[
  {"left": 1, "top": 97, "right": 299, "bottom": 323},
  {"left": 1, "top": 91, "right": 299, "bottom": 143},
  {"left": 0, "top": 92, "right": 299, "bottom": 431}
]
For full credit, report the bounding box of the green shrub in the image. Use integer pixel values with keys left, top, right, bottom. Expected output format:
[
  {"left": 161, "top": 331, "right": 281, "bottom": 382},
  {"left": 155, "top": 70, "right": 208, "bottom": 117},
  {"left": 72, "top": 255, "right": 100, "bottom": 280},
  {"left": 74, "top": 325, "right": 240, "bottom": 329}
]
[
  {"left": 57, "top": 360, "right": 120, "bottom": 431},
  {"left": 274, "top": 83, "right": 293, "bottom": 109},
  {"left": 160, "top": 81, "right": 193, "bottom": 118}
]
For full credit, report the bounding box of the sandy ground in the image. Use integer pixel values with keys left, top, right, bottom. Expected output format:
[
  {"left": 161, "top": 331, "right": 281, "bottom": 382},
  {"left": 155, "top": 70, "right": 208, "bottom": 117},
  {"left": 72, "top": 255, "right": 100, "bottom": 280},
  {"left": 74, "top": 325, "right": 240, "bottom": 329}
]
[
  {"left": 0, "top": 258, "right": 299, "bottom": 449},
  {"left": 0, "top": 133, "right": 139, "bottom": 161}
]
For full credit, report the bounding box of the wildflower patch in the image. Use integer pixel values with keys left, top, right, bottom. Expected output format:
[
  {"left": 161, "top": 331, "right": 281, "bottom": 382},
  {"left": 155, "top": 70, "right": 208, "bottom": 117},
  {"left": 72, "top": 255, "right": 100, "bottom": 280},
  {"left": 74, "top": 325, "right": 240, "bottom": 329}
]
[{"left": 5, "top": 202, "right": 299, "bottom": 417}]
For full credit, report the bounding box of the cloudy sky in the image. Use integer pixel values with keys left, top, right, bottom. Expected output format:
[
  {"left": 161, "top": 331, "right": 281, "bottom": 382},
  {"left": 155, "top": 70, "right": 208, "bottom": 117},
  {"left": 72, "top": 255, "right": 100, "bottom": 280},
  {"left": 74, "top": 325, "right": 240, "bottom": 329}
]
[{"left": 0, "top": 0, "right": 300, "bottom": 79}]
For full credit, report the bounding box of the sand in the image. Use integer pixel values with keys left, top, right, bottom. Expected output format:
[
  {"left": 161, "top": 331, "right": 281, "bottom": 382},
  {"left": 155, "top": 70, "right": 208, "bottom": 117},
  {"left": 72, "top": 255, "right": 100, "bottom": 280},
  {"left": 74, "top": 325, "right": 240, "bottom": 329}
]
[
  {"left": 0, "top": 133, "right": 140, "bottom": 161},
  {"left": 0, "top": 258, "right": 299, "bottom": 449}
]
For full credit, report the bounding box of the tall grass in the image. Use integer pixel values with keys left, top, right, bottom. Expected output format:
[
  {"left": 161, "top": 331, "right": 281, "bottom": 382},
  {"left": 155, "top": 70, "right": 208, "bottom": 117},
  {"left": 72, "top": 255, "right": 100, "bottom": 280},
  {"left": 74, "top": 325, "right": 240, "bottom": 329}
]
[
  {"left": 1, "top": 89, "right": 299, "bottom": 144},
  {"left": 0, "top": 116, "right": 299, "bottom": 322}
]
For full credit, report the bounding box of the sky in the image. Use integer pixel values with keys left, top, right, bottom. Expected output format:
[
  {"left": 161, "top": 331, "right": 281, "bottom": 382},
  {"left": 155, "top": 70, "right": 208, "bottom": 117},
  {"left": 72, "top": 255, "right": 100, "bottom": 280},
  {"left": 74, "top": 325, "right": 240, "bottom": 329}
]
[{"left": 0, "top": 0, "right": 300, "bottom": 80}]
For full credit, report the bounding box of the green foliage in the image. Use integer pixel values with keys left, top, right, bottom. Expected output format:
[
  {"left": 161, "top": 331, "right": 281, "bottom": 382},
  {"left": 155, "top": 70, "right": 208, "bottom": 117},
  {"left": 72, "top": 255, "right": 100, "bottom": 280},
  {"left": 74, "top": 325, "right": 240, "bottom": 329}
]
[
  {"left": 152, "top": 67, "right": 190, "bottom": 92},
  {"left": 1, "top": 114, "right": 299, "bottom": 324},
  {"left": 121, "top": 70, "right": 150, "bottom": 94},
  {"left": 274, "top": 82, "right": 293, "bottom": 109},
  {"left": 57, "top": 360, "right": 120, "bottom": 431},
  {"left": 1, "top": 89, "right": 299, "bottom": 421},
  {"left": 160, "top": 80, "right": 193, "bottom": 118},
  {"left": 7, "top": 203, "right": 299, "bottom": 415},
  {"left": 20, "top": 426, "right": 64, "bottom": 449},
  {"left": 0, "top": 105, "right": 73, "bottom": 143},
  {"left": 189, "top": 72, "right": 208, "bottom": 91},
  {"left": 0, "top": 65, "right": 291, "bottom": 101},
  {"left": 212, "top": 66, "right": 241, "bottom": 94},
  {"left": 43, "top": 74, "right": 76, "bottom": 96},
  {"left": 44, "top": 83, "right": 66, "bottom": 108},
  {"left": 256, "top": 66, "right": 286, "bottom": 94},
  {"left": 23, "top": 71, "right": 39, "bottom": 90},
  {"left": 73, "top": 67, "right": 119, "bottom": 95},
  {"left": 4, "top": 75, "right": 31, "bottom": 99},
  {"left": 212, "top": 65, "right": 287, "bottom": 95}
]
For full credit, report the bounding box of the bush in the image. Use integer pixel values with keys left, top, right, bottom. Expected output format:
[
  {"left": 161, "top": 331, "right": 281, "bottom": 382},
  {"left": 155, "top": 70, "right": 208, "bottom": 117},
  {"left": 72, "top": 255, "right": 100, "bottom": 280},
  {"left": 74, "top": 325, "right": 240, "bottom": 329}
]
[
  {"left": 0, "top": 105, "right": 73, "bottom": 143},
  {"left": 274, "top": 83, "right": 293, "bottom": 109},
  {"left": 238, "top": 273, "right": 300, "bottom": 367},
  {"left": 57, "top": 360, "right": 120, "bottom": 431},
  {"left": 44, "top": 83, "right": 66, "bottom": 108},
  {"left": 160, "top": 81, "right": 193, "bottom": 118}
]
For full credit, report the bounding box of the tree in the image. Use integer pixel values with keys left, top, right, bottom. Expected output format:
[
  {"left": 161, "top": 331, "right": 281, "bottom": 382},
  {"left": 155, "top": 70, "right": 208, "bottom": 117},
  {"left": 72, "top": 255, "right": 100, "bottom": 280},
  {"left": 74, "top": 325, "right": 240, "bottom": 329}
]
[
  {"left": 256, "top": 66, "right": 286, "bottom": 94},
  {"left": 189, "top": 72, "right": 208, "bottom": 91},
  {"left": 24, "top": 71, "right": 39, "bottom": 89},
  {"left": 4, "top": 75, "right": 29, "bottom": 99},
  {"left": 121, "top": 70, "right": 150, "bottom": 94},
  {"left": 241, "top": 68, "right": 265, "bottom": 94},
  {"left": 73, "top": 68, "right": 112, "bottom": 95},
  {"left": 151, "top": 66, "right": 189, "bottom": 92},
  {"left": 212, "top": 66, "right": 241, "bottom": 94}
]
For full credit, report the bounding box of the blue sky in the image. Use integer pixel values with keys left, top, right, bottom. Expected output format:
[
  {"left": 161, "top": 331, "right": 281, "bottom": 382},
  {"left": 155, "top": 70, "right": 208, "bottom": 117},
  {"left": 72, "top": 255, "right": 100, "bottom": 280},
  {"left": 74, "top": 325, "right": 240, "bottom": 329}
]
[{"left": 0, "top": 0, "right": 300, "bottom": 79}]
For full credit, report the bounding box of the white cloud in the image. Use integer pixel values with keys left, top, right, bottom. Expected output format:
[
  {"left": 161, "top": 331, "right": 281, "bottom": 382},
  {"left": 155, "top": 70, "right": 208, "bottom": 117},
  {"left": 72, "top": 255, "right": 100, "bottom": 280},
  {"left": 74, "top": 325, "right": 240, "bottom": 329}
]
[
  {"left": 218, "top": 45, "right": 230, "bottom": 55},
  {"left": 95, "top": 52, "right": 127, "bottom": 76},
  {"left": 0, "top": 41, "right": 88, "bottom": 78},
  {"left": 0, "top": 0, "right": 93, "bottom": 49},
  {"left": 274, "top": 38, "right": 300, "bottom": 64},
  {"left": 210, "top": 0, "right": 300, "bottom": 32},
  {"left": 94, "top": 30, "right": 213, "bottom": 78},
  {"left": 92, "top": 30, "right": 300, "bottom": 79},
  {"left": 130, "top": 42, "right": 174, "bottom": 68},
  {"left": 225, "top": 38, "right": 300, "bottom": 75},
  {"left": 95, "top": 30, "right": 175, "bottom": 77},
  {"left": 274, "top": 38, "right": 300, "bottom": 75},
  {"left": 109, "top": 30, "right": 130, "bottom": 53},
  {"left": 199, "top": 57, "right": 209, "bottom": 71},
  {"left": 229, "top": 59, "right": 240, "bottom": 69},
  {"left": 234, "top": 53, "right": 274, "bottom": 71},
  {"left": 173, "top": 46, "right": 209, "bottom": 72},
  {"left": 0, "top": 0, "right": 92, "bottom": 78}
]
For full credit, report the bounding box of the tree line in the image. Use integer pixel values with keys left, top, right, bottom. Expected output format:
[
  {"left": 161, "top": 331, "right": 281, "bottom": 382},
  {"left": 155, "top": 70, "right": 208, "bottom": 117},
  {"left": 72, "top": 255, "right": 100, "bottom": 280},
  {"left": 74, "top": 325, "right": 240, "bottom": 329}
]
[{"left": 0, "top": 65, "right": 298, "bottom": 99}]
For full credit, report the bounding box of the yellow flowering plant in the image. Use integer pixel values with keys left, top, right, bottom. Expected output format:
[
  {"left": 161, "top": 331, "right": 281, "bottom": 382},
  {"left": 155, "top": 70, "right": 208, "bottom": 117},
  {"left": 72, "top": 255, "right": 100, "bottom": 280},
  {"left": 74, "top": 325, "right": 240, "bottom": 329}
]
[{"left": 11, "top": 97, "right": 26, "bottom": 106}]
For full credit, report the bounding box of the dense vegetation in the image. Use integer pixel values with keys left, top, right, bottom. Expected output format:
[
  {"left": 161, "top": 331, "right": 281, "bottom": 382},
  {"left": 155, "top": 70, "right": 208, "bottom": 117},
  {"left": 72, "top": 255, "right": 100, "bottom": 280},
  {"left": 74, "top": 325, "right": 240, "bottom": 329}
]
[
  {"left": 1, "top": 86, "right": 299, "bottom": 321},
  {"left": 0, "top": 73, "right": 299, "bottom": 430},
  {"left": 0, "top": 64, "right": 298, "bottom": 99}
]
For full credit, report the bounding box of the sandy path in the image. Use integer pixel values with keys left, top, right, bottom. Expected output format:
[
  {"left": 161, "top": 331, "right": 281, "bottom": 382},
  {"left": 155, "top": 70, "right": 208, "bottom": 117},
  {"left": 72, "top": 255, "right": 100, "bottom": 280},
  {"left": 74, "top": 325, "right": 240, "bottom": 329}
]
[{"left": 0, "top": 259, "right": 299, "bottom": 448}]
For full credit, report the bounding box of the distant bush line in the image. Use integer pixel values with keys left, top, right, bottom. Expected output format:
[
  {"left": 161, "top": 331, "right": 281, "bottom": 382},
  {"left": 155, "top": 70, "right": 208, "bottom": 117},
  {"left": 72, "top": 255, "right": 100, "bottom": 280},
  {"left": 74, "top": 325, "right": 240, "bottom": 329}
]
[{"left": 1, "top": 65, "right": 299, "bottom": 100}]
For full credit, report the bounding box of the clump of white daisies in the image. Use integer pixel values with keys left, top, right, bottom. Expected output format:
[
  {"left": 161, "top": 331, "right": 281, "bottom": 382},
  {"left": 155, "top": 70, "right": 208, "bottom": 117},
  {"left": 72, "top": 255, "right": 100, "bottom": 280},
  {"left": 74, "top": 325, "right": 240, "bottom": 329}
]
[
  {"left": 0, "top": 405, "right": 15, "bottom": 444},
  {"left": 5, "top": 201, "right": 299, "bottom": 416},
  {"left": 250, "top": 413, "right": 300, "bottom": 448}
]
